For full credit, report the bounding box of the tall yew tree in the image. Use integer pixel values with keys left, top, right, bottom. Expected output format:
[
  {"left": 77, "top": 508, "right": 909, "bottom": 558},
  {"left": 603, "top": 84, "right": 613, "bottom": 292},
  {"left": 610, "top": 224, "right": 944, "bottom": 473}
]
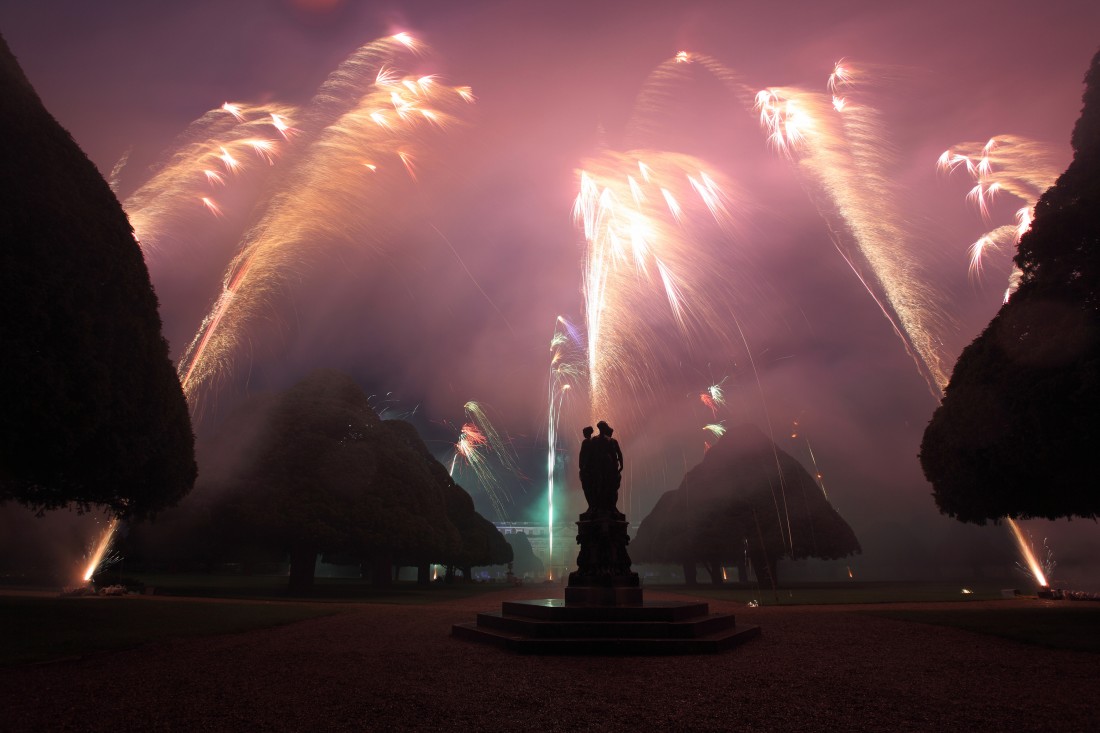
[
  {"left": 0, "top": 36, "right": 195, "bottom": 518},
  {"left": 921, "top": 49, "right": 1100, "bottom": 523}
]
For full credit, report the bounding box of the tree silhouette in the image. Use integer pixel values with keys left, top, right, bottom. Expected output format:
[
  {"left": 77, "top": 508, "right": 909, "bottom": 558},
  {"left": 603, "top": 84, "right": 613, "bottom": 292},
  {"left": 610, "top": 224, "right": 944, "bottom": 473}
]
[
  {"left": 0, "top": 35, "right": 195, "bottom": 519},
  {"left": 195, "top": 370, "right": 510, "bottom": 591},
  {"left": 215, "top": 371, "right": 465, "bottom": 591},
  {"left": 378, "top": 419, "right": 511, "bottom": 583},
  {"left": 503, "top": 531, "right": 545, "bottom": 579},
  {"left": 921, "top": 49, "right": 1100, "bottom": 524},
  {"left": 633, "top": 424, "right": 860, "bottom": 585}
]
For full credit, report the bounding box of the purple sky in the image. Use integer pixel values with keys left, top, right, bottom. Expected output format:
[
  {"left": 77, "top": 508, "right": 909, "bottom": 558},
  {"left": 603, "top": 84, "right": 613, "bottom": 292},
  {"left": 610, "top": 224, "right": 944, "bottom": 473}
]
[{"left": 3, "top": 0, "right": 1098, "bottom": 581}]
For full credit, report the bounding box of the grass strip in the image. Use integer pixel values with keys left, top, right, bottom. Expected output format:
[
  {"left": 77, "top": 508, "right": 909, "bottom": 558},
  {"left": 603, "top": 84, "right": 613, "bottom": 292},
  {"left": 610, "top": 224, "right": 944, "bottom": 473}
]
[
  {"left": 0, "top": 595, "right": 340, "bottom": 666},
  {"left": 862, "top": 606, "right": 1100, "bottom": 654}
]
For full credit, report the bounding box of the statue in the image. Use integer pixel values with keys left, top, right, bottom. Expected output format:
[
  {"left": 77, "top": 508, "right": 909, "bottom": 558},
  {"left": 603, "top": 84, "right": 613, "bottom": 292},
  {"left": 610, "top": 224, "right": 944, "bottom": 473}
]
[
  {"left": 579, "top": 421, "right": 624, "bottom": 518},
  {"left": 578, "top": 425, "right": 595, "bottom": 516},
  {"left": 569, "top": 418, "right": 638, "bottom": 599}
]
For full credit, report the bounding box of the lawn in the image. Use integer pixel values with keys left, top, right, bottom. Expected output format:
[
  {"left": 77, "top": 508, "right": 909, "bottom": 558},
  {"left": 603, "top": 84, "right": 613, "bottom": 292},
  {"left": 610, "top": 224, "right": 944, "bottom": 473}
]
[
  {"left": 861, "top": 605, "right": 1100, "bottom": 654},
  {"left": 0, "top": 574, "right": 525, "bottom": 666},
  {"left": 122, "top": 573, "right": 526, "bottom": 603},
  {"left": 0, "top": 594, "right": 341, "bottom": 666},
  {"left": 648, "top": 580, "right": 1014, "bottom": 605}
]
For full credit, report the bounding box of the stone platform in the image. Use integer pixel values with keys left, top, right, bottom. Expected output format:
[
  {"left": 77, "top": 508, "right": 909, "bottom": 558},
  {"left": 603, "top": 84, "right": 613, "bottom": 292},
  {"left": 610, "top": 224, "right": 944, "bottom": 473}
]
[{"left": 451, "top": 597, "right": 760, "bottom": 654}]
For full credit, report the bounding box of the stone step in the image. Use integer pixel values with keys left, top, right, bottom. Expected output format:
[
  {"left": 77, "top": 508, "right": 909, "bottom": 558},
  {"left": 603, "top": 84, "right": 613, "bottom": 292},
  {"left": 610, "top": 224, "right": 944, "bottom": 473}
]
[
  {"left": 476, "top": 610, "right": 739, "bottom": 639},
  {"left": 501, "top": 598, "right": 711, "bottom": 622},
  {"left": 451, "top": 621, "right": 760, "bottom": 655}
]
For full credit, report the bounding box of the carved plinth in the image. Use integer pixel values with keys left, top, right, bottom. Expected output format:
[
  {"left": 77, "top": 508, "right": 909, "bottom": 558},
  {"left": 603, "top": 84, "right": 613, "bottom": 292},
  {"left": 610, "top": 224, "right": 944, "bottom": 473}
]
[{"left": 566, "top": 511, "right": 640, "bottom": 606}]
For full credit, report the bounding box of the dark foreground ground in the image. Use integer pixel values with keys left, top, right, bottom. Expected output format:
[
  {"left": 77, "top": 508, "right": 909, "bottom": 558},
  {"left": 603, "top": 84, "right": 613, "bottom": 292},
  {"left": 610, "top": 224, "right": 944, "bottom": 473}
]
[{"left": 1, "top": 586, "right": 1096, "bottom": 732}]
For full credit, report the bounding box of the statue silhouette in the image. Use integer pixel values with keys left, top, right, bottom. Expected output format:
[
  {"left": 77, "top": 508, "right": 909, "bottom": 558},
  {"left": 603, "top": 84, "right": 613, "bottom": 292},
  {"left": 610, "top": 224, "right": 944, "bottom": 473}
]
[
  {"left": 579, "top": 420, "right": 623, "bottom": 518},
  {"left": 578, "top": 426, "right": 595, "bottom": 516},
  {"left": 569, "top": 419, "right": 637, "bottom": 596}
]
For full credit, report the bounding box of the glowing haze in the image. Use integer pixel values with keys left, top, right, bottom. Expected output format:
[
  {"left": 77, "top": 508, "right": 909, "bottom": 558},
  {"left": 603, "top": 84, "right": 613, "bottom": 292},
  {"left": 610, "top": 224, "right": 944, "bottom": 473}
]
[{"left": 3, "top": 0, "right": 1098, "bottom": 584}]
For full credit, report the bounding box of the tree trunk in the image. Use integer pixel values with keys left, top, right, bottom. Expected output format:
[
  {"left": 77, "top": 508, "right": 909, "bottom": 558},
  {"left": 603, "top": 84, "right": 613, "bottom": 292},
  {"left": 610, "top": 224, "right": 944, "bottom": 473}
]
[
  {"left": 287, "top": 546, "right": 317, "bottom": 594},
  {"left": 748, "top": 548, "right": 779, "bottom": 589},
  {"left": 370, "top": 554, "right": 392, "bottom": 588},
  {"left": 682, "top": 561, "right": 697, "bottom": 585},
  {"left": 736, "top": 554, "right": 748, "bottom": 583},
  {"left": 460, "top": 565, "right": 473, "bottom": 583},
  {"left": 417, "top": 562, "right": 431, "bottom": 585},
  {"left": 445, "top": 565, "right": 456, "bottom": 584}
]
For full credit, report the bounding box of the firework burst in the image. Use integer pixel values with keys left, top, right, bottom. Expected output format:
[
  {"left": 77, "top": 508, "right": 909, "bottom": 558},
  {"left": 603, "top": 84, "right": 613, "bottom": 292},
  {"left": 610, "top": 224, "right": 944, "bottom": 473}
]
[
  {"left": 755, "top": 62, "right": 951, "bottom": 396},
  {"left": 938, "top": 135, "right": 1058, "bottom": 301},
  {"left": 573, "top": 150, "right": 745, "bottom": 422},
  {"left": 173, "top": 35, "right": 475, "bottom": 409},
  {"left": 123, "top": 101, "right": 299, "bottom": 253},
  {"left": 449, "top": 401, "right": 523, "bottom": 522}
]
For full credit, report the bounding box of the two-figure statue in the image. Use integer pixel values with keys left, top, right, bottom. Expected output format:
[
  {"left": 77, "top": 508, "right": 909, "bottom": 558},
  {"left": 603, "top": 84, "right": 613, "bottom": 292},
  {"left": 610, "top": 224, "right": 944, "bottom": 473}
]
[
  {"left": 569, "top": 419, "right": 639, "bottom": 597},
  {"left": 578, "top": 420, "right": 624, "bottom": 520}
]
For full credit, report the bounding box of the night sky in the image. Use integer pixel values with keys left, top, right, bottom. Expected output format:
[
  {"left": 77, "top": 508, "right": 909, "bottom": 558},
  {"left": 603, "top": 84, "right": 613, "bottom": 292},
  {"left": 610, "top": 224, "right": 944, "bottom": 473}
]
[{"left": 2, "top": 0, "right": 1098, "bottom": 582}]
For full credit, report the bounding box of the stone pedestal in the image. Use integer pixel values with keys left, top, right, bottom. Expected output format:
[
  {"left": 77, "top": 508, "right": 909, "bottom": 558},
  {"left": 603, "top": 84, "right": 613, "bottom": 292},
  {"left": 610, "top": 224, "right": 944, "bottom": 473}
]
[
  {"left": 565, "top": 512, "right": 640, "bottom": 605},
  {"left": 452, "top": 508, "right": 759, "bottom": 654}
]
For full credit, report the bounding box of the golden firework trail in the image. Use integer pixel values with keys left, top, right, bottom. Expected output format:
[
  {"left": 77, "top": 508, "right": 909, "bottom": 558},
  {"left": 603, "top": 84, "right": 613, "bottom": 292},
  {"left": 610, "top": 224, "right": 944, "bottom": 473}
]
[
  {"left": 573, "top": 150, "right": 743, "bottom": 422},
  {"left": 754, "top": 62, "right": 952, "bottom": 396},
  {"left": 176, "top": 35, "right": 474, "bottom": 407},
  {"left": 938, "top": 136, "right": 1058, "bottom": 301},
  {"left": 123, "top": 101, "right": 299, "bottom": 253},
  {"left": 622, "top": 53, "right": 952, "bottom": 397},
  {"left": 572, "top": 53, "right": 959, "bottom": 548}
]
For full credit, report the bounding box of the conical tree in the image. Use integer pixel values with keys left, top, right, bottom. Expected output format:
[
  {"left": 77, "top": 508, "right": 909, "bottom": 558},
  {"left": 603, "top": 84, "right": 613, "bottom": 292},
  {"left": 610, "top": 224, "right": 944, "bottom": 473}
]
[
  {"left": 633, "top": 424, "right": 860, "bottom": 585},
  {"left": 213, "top": 370, "right": 462, "bottom": 592},
  {"left": 921, "top": 49, "right": 1100, "bottom": 523},
  {"left": 380, "top": 419, "right": 511, "bottom": 582},
  {"left": 0, "top": 35, "right": 195, "bottom": 518}
]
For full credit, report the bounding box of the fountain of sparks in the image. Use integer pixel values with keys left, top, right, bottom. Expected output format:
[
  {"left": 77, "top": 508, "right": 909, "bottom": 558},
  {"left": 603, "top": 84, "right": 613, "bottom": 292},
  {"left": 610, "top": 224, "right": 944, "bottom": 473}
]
[
  {"left": 81, "top": 517, "right": 120, "bottom": 584},
  {"left": 1006, "top": 518, "right": 1050, "bottom": 588},
  {"left": 545, "top": 316, "right": 585, "bottom": 579}
]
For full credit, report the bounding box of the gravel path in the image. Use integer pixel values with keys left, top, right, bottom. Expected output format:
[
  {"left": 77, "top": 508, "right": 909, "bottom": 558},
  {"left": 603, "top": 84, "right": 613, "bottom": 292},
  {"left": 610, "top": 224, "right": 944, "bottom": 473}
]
[{"left": 1, "top": 587, "right": 1096, "bottom": 732}]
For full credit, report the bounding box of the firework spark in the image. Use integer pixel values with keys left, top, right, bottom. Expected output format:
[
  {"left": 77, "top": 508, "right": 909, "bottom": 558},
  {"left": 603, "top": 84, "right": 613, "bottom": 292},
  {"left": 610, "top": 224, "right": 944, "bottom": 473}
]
[
  {"left": 625, "top": 52, "right": 952, "bottom": 398},
  {"left": 449, "top": 401, "right": 523, "bottom": 522},
  {"left": 174, "top": 35, "right": 475, "bottom": 408},
  {"left": 699, "top": 379, "right": 726, "bottom": 416},
  {"left": 938, "top": 135, "right": 1058, "bottom": 299},
  {"left": 124, "top": 101, "right": 299, "bottom": 252},
  {"left": 1006, "top": 517, "right": 1050, "bottom": 587},
  {"left": 755, "top": 62, "right": 951, "bottom": 395},
  {"left": 573, "top": 150, "right": 744, "bottom": 422},
  {"left": 545, "top": 317, "right": 586, "bottom": 576},
  {"left": 82, "top": 517, "right": 120, "bottom": 583}
]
